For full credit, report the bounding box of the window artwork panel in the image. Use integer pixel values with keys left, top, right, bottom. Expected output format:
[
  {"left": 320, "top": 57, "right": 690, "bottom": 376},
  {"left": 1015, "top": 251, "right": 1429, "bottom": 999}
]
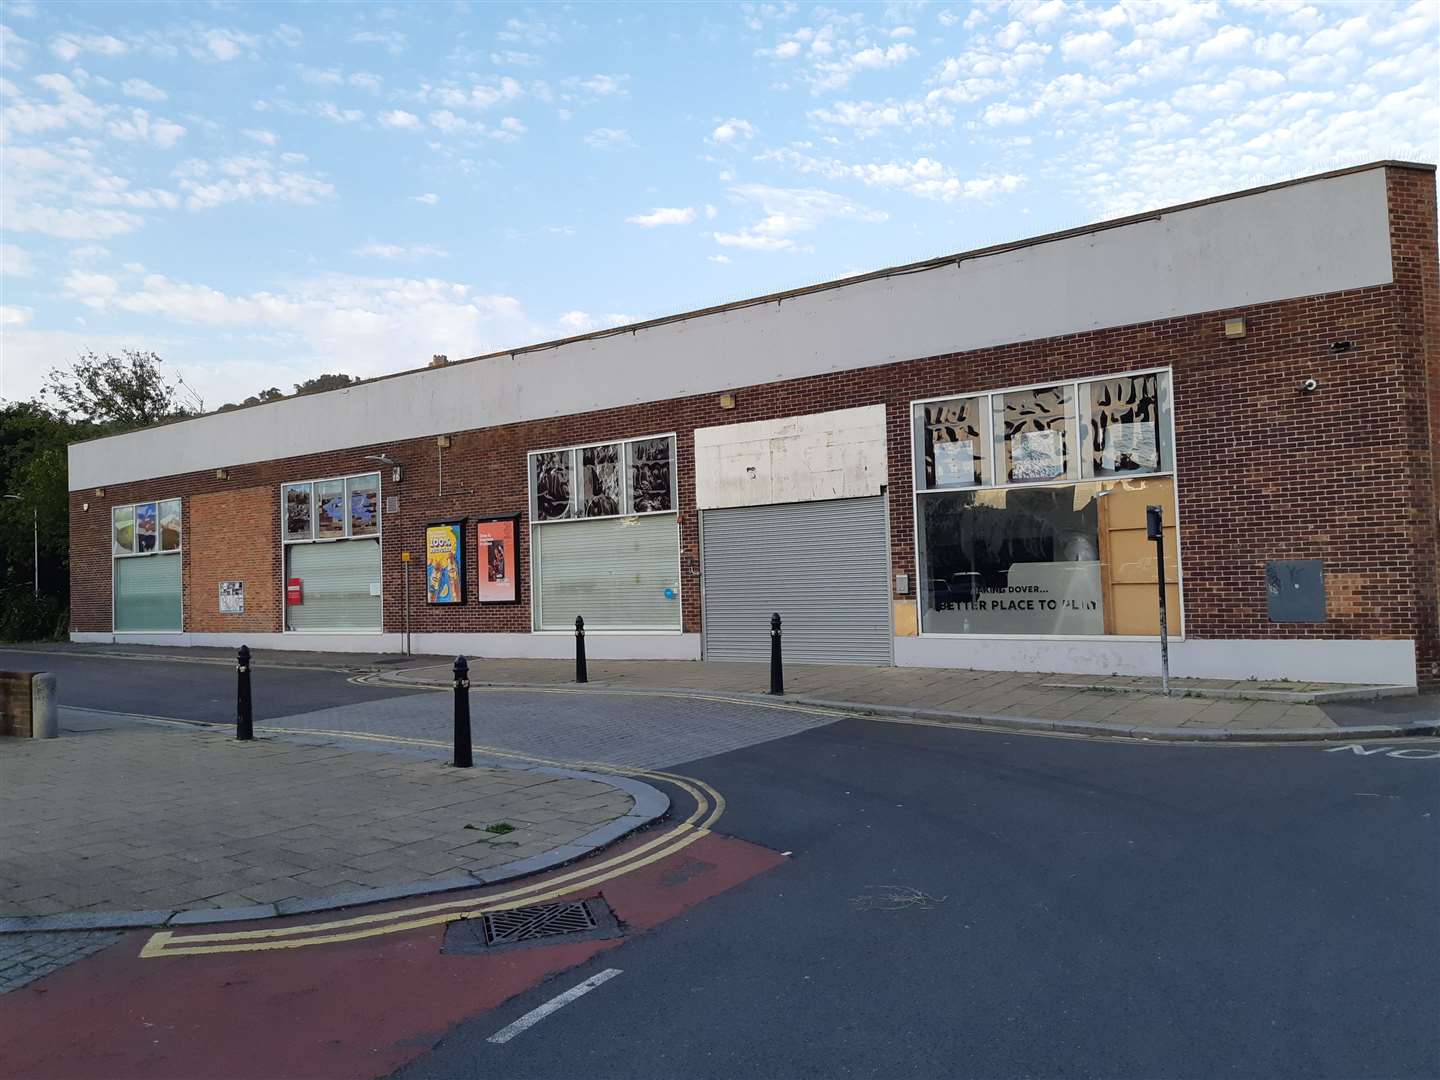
[
  {"left": 112, "top": 505, "right": 135, "bottom": 555},
  {"left": 627, "top": 437, "right": 673, "bottom": 513},
  {"left": 1084, "top": 372, "right": 1164, "bottom": 477},
  {"left": 997, "top": 385, "right": 1073, "bottom": 483},
  {"left": 917, "top": 485, "right": 1103, "bottom": 636},
  {"left": 135, "top": 502, "right": 158, "bottom": 553},
  {"left": 158, "top": 499, "right": 182, "bottom": 551},
  {"left": 914, "top": 397, "right": 986, "bottom": 489},
  {"left": 533, "top": 450, "right": 574, "bottom": 521},
  {"left": 315, "top": 479, "right": 347, "bottom": 539},
  {"left": 347, "top": 474, "right": 379, "bottom": 536},
  {"left": 581, "top": 443, "right": 622, "bottom": 517},
  {"left": 284, "top": 483, "right": 312, "bottom": 541}
]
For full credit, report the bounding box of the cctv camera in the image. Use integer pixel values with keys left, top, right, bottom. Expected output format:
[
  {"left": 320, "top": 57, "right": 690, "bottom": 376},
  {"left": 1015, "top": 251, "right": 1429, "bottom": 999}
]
[{"left": 1300, "top": 378, "right": 1319, "bottom": 393}]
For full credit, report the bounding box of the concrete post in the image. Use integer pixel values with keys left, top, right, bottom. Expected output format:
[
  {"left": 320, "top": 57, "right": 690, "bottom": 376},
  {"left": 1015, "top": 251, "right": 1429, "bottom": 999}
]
[{"left": 31, "top": 672, "right": 58, "bottom": 738}]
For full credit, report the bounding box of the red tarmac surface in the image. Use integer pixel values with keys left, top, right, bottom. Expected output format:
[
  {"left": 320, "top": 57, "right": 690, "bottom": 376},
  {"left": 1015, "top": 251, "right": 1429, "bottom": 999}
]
[{"left": 0, "top": 832, "right": 783, "bottom": 1080}]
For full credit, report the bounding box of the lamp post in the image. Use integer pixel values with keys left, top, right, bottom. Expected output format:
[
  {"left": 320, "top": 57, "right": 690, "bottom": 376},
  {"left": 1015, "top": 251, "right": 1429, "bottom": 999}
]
[{"left": 2, "top": 495, "right": 37, "bottom": 598}]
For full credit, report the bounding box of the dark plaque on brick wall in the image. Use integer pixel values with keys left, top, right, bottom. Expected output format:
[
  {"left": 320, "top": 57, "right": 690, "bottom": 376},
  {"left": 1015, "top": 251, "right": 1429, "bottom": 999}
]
[{"left": 1266, "top": 560, "right": 1326, "bottom": 623}]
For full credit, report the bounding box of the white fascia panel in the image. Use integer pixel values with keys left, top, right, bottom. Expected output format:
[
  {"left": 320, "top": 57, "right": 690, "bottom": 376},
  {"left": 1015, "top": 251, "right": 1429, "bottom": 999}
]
[{"left": 69, "top": 168, "right": 1394, "bottom": 490}]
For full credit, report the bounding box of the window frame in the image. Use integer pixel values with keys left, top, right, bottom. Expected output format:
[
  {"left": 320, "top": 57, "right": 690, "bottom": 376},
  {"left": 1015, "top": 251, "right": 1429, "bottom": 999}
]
[
  {"left": 909, "top": 366, "right": 1184, "bottom": 641},
  {"left": 280, "top": 471, "right": 384, "bottom": 545},
  {"left": 112, "top": 498, "right": 183, "bottom": 559},
  {"left": 526, "top": 432, "right": 681, "bottom": 636}
]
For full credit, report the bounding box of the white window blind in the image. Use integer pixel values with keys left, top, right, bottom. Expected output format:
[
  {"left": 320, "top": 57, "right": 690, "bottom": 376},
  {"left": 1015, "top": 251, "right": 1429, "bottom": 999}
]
[
  {"left": 534, "top": 515, "right": 680, "bottom": 631},
  {"left": 114, "top": 553, "right": 181, "bottom": 631},
  {"left": 286, "top": 539, "right": 382, "bottom": 632}
]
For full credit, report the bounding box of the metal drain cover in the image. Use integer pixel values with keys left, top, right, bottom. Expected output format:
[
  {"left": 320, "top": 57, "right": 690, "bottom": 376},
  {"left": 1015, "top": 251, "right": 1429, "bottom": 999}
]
[{"left": 442, "top": 897, "right": 620, "bottom": 955}]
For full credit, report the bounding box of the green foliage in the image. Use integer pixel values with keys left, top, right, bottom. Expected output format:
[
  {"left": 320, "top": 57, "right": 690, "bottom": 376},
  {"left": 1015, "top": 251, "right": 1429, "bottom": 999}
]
[
  {"left": 217, "top": 373, "right": 357, "bottom": 412},
  {"left": 41, "top": 349, "right": 197, "bottom": 429},
  {"left": 0, "top": 401, "right": 71, "bottom": 604},
  {"left": 0, "top": 586, "right": 66, "bottom": 643}
]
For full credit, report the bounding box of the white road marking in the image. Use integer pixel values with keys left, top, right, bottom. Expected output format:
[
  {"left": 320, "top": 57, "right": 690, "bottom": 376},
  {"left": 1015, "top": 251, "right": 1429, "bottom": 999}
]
[
  {"left": 1325, "top": 744, "right": 1440, "bottom": 760},
  {"left": 486, "top": 969, "right": 623, "bottom": 1045}
]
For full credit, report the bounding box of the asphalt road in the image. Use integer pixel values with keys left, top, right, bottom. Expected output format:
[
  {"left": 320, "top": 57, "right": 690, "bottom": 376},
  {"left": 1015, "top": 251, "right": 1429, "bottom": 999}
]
[
  {"left": 4, "top": 648, "right": 1436, "bottom": 1077},
  {"left": 0, "top": 646, "right": 431, "bottom": 721},
  {"left": 398, "top": 720, "right": 1440, "bottom": 1080}
]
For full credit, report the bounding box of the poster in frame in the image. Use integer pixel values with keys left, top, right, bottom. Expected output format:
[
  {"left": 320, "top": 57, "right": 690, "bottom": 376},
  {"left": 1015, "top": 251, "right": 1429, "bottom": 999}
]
[
  {"left": 475, "top": 514, "right": 521, "bottom": 603},
  {"left": 425, "top": 520, "right": 465, "bottom": 605}
]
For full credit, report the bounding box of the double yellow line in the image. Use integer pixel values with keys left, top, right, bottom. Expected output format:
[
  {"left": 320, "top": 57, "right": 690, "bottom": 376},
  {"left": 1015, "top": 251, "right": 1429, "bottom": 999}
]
[{"left": 140, "top": 728, "right": 724, "bottom": 958}]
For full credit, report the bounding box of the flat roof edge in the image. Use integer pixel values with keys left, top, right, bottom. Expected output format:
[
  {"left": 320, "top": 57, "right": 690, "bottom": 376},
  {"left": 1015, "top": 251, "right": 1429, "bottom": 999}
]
[{"left": 69, "top": 158, "right": 1431, "bottom": 451}]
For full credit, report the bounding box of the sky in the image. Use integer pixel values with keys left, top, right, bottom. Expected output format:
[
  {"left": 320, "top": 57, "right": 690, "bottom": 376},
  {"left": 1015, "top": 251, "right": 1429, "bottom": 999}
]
[{"left": 2, "top": 0, "right": 1436, "bottom": 411}]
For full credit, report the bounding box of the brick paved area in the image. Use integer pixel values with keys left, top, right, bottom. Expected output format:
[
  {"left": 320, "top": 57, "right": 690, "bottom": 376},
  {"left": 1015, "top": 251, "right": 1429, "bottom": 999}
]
[
  {"left": 0, "top": 931, "right": 120, "bottom": 994},
  {"left": 0, "top": 724, "right": 634, "bottom": 918}
]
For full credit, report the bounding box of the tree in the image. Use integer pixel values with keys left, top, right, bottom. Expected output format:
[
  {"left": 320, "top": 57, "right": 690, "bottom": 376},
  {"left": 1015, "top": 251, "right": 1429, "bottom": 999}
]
[
  {"left": 0, "top": 401, "right": 73, "bottom": 636},
  {"left": 41, "top": 349, "right": 197, "bottom": 430},
  {"left": 294, "top": 373, "right": 358, "bottom": 395}
]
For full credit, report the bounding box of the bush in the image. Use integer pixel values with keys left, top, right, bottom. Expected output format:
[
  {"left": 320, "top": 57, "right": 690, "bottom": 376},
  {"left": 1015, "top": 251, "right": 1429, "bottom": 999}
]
[{"left": 0, "top": 588, "right": 67, "bottom": 642}]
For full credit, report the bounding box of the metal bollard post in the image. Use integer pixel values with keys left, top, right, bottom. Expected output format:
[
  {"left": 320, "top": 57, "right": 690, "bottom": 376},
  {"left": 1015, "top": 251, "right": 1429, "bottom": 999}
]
[
  {"left": 769, "top": 612, "right": 784, "bottom": 696},
  {"left": 236, "top": 645, "right": 253, "bottom": 741},
  {"left": 575, "top": 615, "right": 588, "bottom": 684},
  {"left": 452, "top": 656, "right": 473, "bottom": 768}
]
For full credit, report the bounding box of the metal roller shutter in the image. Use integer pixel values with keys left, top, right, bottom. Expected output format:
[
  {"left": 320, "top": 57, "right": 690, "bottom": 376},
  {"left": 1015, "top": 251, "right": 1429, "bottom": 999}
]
[
  {"left": 114, "top": 554, "right": 182, "bottom": 631},
  {"left": 534, "top": 515, "right": 681, "bottom": 631},
  {"left": 702, "top": 497, "right": 892, "bottom": 664},
  {"left": 286, "top": 539, "right": 382, "bottom": 631}
]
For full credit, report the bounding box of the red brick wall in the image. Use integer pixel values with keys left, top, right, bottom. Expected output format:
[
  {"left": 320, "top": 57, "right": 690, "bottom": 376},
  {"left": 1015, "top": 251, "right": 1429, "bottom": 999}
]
[
  {"left": 187, "top": 486, "right": 282, "bottom": 633},
  {"left": 67, "top": 165, "right": 1440, "bottom": 687}
]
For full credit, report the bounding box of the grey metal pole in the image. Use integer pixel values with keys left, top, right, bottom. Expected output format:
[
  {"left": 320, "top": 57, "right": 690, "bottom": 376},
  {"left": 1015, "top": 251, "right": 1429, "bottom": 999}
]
[
  {"left": 1147, "top": 505, "right": 1171, "bottom": 696},
  {"left": 32, "top": 507, "right": 38, "bottom": 598},
  {"left": 403, "top": 558, "right": 411, "bottom": 657}
]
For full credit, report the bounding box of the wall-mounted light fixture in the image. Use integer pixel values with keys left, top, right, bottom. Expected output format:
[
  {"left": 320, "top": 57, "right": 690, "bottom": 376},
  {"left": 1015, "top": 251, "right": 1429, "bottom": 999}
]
[
  {"left": 1330, "top": 340, "right": 1353, "bottom": 353},
  {"left": 1223, "top": 317, "right": 1246, "bottom": 339},
  {"left": 436, "top": 434, "right": 452, "bottom": 449},
  {"left": 718, "top": 392, "right": 737, "bottom": 410},
  {"left": 215, "top": 468, "right": 230, "bottom": 480},
  {"left": 93, "top": 488, "right": 105, "bottom": 497},
  {"left": 82, "top": 502, "right": 90, "bottom": 511}
]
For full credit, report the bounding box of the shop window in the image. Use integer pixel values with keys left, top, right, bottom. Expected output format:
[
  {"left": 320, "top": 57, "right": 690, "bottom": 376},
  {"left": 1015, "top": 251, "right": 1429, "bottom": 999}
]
[
  {"left": 581, "top": 443, "right": 622, "bottom": 517},
  {"left": 315, "top": 479, "right": 347, "bottom": 539},
  {"left": 346, "top": 474, "right": 378, "bottom": 536},
  {"left": 627, "top": 437, "right": 674, "bottom": 513},
  {"left": 283, "top": 483, "right": 313, "bottom": 541},
  {"left": 281, "top": 472, "right": 381, "bottom": 544},
  {"left": 111, "top": 496, "right": 182, "bottom": 632},
  {"left": 1079, "top": 371, "right": 1172, "bottom": 478},
  {"left": 913, "top": 395, "right": 988, "bottom": 489},
  {"left": 533, "top": 450, "right": 574, "bottom": 521},
  {"left": 994, "top": 384, "right": 1076, "bottom": 484}
]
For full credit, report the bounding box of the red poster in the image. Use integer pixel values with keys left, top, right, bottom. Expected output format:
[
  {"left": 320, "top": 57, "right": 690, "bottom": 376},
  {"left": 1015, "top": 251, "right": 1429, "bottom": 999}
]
[{"left": 475, "top": 516, "right": 520, "bottom": 603}]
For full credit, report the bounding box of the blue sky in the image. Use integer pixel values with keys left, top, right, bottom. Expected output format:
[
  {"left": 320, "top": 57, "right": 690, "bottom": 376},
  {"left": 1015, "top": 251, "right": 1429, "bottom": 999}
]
[{"left": 2, "top": 0, "right": 1436, "bottom": 410}]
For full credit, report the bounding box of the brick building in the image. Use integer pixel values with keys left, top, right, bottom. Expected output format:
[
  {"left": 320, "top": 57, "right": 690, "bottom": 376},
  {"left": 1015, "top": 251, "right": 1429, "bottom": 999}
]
[{"left": 67, "top": 160, "right": 1440, "bottom": 690}]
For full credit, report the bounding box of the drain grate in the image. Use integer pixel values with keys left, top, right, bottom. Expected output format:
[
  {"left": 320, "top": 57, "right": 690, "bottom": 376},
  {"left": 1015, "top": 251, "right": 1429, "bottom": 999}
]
[
  {"left": 442, "top": 897, "right": 619, "bottom": 956},
  {"left": 482, "top": 901, "right": 597, "bottom": 945}
]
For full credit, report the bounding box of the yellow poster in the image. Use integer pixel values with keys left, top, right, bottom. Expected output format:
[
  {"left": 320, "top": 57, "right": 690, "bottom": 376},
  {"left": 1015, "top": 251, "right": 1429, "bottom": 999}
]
[{"left": 425, "top": 522, "right": 464, "bottom": 605}]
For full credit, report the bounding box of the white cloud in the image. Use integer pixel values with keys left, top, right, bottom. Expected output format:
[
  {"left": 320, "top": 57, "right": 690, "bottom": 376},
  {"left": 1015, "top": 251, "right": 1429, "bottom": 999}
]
[
  {"left": 413, "top": 75, "right": 524, "bottom": 110},
  {"left": 574, "top": 73, "right": 627, "bottom": 96},
  {"left": 809, "top": 96, "right": 953, "bottom": 135},
  {"left": 200, "top": 29, "right": 257, "bottom": 62},
  {"left": 242, "top": 128, "right": 279, "bottom": 146},
  {"left": 709, "top": 253, "right": 731, "bottom": 263},
  {"left": 273, "top": 24, "right": 303, "bottom": 48},
  {"left": 1194, "top": 24, "right": 1254, "bottom": 63},
  {"left": 172, "top": 154, "right": 334, "bottom": 211},
  {"left": 354, "top": 242, "right": 449, "bottom": 260},
  {"left": 1061, "top": 30, "right": 1117, "bottom": 64},
  {"left": 379, "top": 109, "right": 423, "bottom": 130},
  {"left": 0, "top": 305, "right": 32, "bottom": 327},
  {"left": 349, "top": 30, "right": 407, "bottom": 55},
  {"left": 762, "top": 147, "right": 1026, "bottom": 203},
  {"left": 711, "top": 117, "right": 757, "bottom": 144},
  {"left": 627, "top": 206, "right": 697, "bottom": 227},
  {"left": 62, "top": 268, "right": 120, "bottom": 306},
  {"left": 119, "top": 77, "right": 167, "bottom": 102},
  {"left": 1, "top": 243, "right": 35, "bottom": 277},
  {"left": 492, "top": 50, "right": 540, "bottom": 66},
  {"left": 583, "top": 127, "right": 632, "bottom": 150},
  {"left": 411, "top": 192, "right": 439, "bottom": 205},
  {"left": 107, "top": 108, "right": 186, "bottom": 148},
  {"left": 50, "top": 33, "right": 127, "bottom": 62},
  {"left": 559, "top": 310, "right": 595, "bottom": 331},
  {"left": 714, "top": 184, "right": 887, "bottom": 252}
]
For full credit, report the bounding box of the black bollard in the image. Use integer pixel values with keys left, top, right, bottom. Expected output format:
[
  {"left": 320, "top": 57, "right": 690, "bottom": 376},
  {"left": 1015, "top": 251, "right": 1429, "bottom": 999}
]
[
  {"left": 452, "top": 656, "right": 473, "bottom": 768},
  {"left": 236, "top": 644, "right": 253, "bottom": 740},
  {"left": 769, "top": 612, "right": 784, "bottom": 696},
  {"left": 575, "top": 615, "right": 588, "bottom": 684}
]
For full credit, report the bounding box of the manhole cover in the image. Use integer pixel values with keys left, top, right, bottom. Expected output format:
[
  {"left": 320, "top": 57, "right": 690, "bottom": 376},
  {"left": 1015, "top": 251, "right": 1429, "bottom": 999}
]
[{"left": 442, "top": 897, "right": 620, "bottom": 955}]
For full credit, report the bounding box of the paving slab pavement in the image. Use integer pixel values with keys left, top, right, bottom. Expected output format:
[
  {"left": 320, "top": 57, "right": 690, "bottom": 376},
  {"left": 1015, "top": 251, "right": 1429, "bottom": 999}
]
[{"left": 0, "top": 714, "right": 660, "bottom": 926}]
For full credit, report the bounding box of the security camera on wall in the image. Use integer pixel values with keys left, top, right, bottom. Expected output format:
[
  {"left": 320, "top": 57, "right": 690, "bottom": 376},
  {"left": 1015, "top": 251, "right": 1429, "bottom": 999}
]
[{"left": 1300, "top": 378, "right": 1319, "bottom": 393}]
